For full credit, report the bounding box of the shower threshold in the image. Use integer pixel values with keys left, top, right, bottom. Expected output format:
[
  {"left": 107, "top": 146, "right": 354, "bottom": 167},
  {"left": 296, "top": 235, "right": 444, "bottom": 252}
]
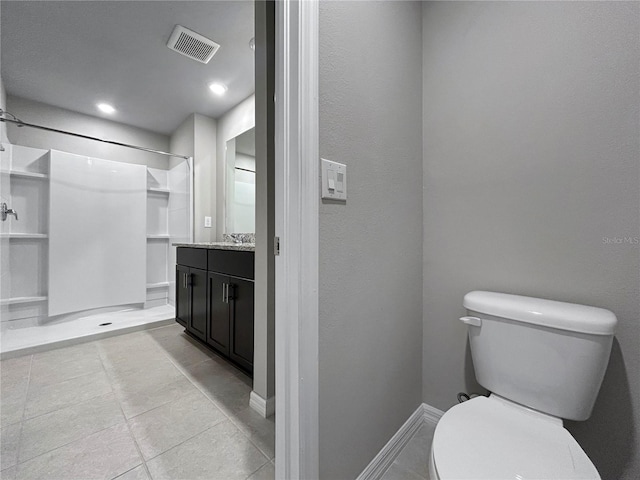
[{"left": 0, "top": 304, "right": 175, "bottom": 359}]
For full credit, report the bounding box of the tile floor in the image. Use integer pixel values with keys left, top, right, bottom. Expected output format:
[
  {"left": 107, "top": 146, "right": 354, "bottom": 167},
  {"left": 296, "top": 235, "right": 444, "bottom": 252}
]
[
  {"left": 380, "top": 422, "right": 435, "bottom": 480},
  {"left": 0, "top": 323, "right": 275, "bottom": 480}
]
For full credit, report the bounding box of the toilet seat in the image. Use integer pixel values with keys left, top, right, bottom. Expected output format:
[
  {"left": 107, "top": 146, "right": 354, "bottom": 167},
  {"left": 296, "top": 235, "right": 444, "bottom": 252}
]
[{"left": 431, "top": 395, "right": 600, "bottom": 480}]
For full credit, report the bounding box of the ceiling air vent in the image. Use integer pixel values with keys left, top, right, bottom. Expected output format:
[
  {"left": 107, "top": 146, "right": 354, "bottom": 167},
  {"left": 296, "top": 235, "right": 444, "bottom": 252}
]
[{"left": 166, "top": 25, "right": 220, "bottom": 64}]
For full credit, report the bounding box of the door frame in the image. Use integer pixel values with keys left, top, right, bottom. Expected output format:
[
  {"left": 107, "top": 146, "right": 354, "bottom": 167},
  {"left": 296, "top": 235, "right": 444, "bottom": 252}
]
[{"left": 274, "top": 0, "right": 320, "bottom": 478}]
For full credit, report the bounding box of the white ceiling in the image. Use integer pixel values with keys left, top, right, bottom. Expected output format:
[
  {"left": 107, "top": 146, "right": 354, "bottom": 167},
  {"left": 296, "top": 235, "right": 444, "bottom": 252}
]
[{"left": 1, "top": 1, "right": 255, "bottom": 135}]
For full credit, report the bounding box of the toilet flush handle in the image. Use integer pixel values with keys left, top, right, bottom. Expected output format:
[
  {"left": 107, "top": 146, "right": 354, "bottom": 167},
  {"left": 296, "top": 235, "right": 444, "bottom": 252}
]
[{"left": 459, "top": 316, "right": 482, "bottom": 327}]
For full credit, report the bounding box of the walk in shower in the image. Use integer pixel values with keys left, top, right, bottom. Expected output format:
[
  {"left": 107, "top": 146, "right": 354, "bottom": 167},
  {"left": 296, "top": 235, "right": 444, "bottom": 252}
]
[
  {"left": 0, "top": 116, "right": 193, "bottom": 357},
  {"left": 0, "top": 0, "right": 255, "bottom": 358}
]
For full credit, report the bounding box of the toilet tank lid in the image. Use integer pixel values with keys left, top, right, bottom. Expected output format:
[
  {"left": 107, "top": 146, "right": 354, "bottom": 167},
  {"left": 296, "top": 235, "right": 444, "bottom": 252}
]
[{"left": 463, "top": 291, "right": 617, "bottom": 335}]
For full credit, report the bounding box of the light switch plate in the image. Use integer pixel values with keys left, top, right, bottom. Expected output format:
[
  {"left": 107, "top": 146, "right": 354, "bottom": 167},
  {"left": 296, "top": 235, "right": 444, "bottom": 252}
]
[
  {"left": 321, "top": 158, "right": 347, "bottom": 201},
  {"left": 204, "top": 216, "right": 212, "bottom": 228}
]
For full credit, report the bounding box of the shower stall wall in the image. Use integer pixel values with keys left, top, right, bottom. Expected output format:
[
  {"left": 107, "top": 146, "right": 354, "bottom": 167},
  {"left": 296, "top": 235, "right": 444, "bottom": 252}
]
[
  {"left": 48, "top": 150, "right": 147, "bottom": 316},
  {"left": 0, "top": 142, "right": 192, "bottom": 356}
]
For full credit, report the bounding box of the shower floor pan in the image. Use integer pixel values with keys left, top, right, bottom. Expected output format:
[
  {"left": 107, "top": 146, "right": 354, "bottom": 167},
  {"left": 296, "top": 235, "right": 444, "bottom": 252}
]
[{"left": 0, "top": 304, "right": 175, "bottom": 359}]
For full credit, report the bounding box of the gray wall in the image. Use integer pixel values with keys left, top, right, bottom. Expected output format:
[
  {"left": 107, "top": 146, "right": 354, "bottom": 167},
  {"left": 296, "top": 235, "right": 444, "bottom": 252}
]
[
  {"left": 0, "top": 77, "right": 9, "bottom": 318},
  {"left": 422, "top": 2, "right": 640, "bottom": 479},
  {"left": 194, "top": 113, "right": 217, "bottom": 243},
  {"left": 319, "top": 2, "right": 423, "bottom": 479},
  {"left": 169, "top": 113, "right": 216, "bottom": 243},
  {"left": 253, "top": 0, "right": 275, "bottom": 405},
  {"left": 6, "top": 95, "right": 170, "bottom": 169},
  {"left": 0, "top": 77, "right": 8, "bottom": 143}
]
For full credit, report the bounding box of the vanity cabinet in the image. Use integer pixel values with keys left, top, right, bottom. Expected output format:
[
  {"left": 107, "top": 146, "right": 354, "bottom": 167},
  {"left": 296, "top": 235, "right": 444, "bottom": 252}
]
[
  {"left": 207, "top": 273, "right": 255, "bottom": 372},
  {"left": 207, "top": 272, "right": 230, "bottom": 355},
  {"left": 175, "top": 265, "right": 189, "bottom": 329},
  {"left": 176, "top": 247, "right": 254, "bottom": 374},
  {"left": 175, "top": 265, "right": 207, "bottom": 341}
]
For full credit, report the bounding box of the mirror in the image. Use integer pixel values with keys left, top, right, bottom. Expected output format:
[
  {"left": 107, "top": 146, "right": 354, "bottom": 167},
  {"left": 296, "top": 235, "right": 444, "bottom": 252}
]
[{"left": 225, "top": 127, "right": 255, "bottom": 234}]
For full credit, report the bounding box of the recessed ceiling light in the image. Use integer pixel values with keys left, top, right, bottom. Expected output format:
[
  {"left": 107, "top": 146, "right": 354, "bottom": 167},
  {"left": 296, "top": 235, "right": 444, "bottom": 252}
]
[
  {"left": 209, "top": 83, "right": 228, "bottom": 96},
  {"left": 97, "top": 103, "right": 116, "bottom": 114}
]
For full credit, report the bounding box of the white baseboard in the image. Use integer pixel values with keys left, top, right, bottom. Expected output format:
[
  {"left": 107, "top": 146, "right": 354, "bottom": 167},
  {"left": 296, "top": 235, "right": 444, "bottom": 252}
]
[
  {"left": 356, "top": 403, "right": 445, "bottom": 480},
  {"left": 421, "top": 402, "right": 445, "bottom": 425},
  {"left": 250, "top": 391, "right": 276, "bottom": 418}
]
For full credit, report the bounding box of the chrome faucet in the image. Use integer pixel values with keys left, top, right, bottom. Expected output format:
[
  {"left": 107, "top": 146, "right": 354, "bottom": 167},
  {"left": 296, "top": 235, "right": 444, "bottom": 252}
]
[{"left": 1, "top": 203, "right": 18, "bottom": 221}]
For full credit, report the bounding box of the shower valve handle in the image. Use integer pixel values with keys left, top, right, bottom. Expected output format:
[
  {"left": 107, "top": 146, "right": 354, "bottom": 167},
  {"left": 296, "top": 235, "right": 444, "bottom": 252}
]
[{"left": 0, "top": 203, "right": 18, "bottom": 221}]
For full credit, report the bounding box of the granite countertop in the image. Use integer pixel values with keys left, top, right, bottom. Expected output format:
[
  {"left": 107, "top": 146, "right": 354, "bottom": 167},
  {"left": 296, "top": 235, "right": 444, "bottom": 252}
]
[{"left": 173, "top": 242, "right": 255, "bottom": 252}]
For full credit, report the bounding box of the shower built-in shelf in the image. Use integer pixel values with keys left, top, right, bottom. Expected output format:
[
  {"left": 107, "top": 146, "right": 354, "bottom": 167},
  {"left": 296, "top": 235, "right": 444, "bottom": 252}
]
[
  {"left": 0, "top": 233, "right": 49, "bottom": 239},
  {"left": 147, "top": 187, "right": 170, "bottom": 195},
  {"left": 0, "top": 170, "right": 48, "bottom": 179},
  {"left": 1, "top": 147, "right": 184, "bottom": 324},
  {"left": 0, "top": 296, "right": 48, "bottom": 306}
]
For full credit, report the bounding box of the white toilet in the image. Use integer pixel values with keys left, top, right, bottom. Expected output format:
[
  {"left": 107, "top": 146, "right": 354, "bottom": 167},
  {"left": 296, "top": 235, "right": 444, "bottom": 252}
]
[{"left": 429, "top": 291, "right": 617, "bottom": 480}]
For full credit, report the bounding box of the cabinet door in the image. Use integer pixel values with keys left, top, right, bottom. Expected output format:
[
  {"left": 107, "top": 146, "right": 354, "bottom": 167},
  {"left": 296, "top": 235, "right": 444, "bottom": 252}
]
[
  {"left": 207, "top": 272, "right": 230, "bottom": 355},
  {"left": 175, "top": 265, "right": 190, "bottom": 328},
  {"left": 228, "top": 278, "right": 254, "bottom": 373},
  {"left": 189, "top": 268, "right": 208, "bottom": 341}
]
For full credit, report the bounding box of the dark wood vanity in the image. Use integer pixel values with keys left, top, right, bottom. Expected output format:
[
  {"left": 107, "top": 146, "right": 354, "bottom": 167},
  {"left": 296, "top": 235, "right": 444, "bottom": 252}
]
[{"left": 175, "top": 246, "right": 254, "bottom": 374}]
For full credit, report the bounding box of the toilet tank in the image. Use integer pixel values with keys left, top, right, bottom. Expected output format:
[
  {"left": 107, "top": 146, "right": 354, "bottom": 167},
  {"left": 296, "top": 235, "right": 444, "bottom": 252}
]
[{"left": 462, "top": 291, "right": 617, "bottom": 421}]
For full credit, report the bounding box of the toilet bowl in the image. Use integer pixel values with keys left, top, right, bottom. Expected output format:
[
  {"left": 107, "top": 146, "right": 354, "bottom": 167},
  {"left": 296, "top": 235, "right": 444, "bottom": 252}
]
[
  {"left": 429, "top": 395, "right": 599, "bottom": 480},
  {"left": 429, "top": 291, "right": 617, "bottom": 480}
]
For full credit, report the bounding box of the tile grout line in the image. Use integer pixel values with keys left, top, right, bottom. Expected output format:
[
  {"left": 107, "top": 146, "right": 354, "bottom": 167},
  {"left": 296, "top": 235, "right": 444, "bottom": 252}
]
[
  {"left": 135, "top": 418, "right": 270, "bottom": 479},
  {"left": 18, "top": 370, "right": 112, "bottom": 424},
  {"left": 114, "top": 330, "right": 227, "bottom": 419},
  {"left": 141, "top": 329, "right": 245, "bottom": 463},
  {"left": 139, "top": 422, "right": 226, "bottom": 465},
  {"left": 100, "top": 328, "right": 233, "bottom": 475},
  {"left": 6, "top": 331, "right": 178, "bottom": 477},
  {"left": 13, "top": 342, "right": 127, "bottom": 468},
  {"left": 98, "top": 326, "right": 273, "bottom": 475},
  {"left": 121, "top": 385, "right": 209, "bottom": 422},
  {"left": 243, "top": 456, "right": 273, "bottom": 480},
  {"left": 14, "top": 354, "right": 33, "bottom": 467},
  {"left": 11, "top": 419, "right": 128, "bottom": 469},
  {"left": 120, "top": 411, "right": 153, "bottom": 480},
  {"left": 147, "top": 327, "right": 275, "bottom": 465},
  {"left": 111, "top": 463, "right": 147, "bottom": 480},
  {"left": 225, "top": 412, "right": 275, "bottom": 462},
  {"left": 100, "top": 360, "right": 196, "bottom": 422},
  {"left": 96, "top": 336, "right": 153, "bottom": 480},
  {"left": 145, "top": 422, "right": 246, "bottom": 467},
  {"left": 6, "top": 327, "right": 273, "bottom": 478},
  {"left": 146, "top": 329, "right": 236, "bottom": 421}
]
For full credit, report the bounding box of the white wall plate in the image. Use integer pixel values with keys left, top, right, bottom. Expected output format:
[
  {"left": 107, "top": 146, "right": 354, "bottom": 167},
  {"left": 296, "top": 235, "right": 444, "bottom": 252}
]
[{"left": 321, "top": 158, "right": 347, "bottom": 201}]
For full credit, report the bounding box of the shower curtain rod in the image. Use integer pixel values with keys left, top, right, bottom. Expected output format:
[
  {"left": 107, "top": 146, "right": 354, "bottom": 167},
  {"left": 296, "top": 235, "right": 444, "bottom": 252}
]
[{"left": 0, "top": 114, "right": 191, "bottom": 160}]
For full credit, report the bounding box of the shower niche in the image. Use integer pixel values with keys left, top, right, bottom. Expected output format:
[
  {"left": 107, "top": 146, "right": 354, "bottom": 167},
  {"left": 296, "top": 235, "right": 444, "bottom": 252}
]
[{"left": 0, "top": 142, "right": 192, "bottom": 352}]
